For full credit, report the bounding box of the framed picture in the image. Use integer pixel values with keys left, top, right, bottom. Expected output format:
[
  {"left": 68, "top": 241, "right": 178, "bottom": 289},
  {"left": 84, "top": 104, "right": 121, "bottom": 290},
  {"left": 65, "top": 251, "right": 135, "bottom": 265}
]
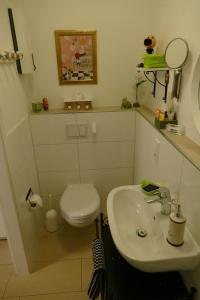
[{"left": 55, "top": 30, "right": 97, "bottom": 84}]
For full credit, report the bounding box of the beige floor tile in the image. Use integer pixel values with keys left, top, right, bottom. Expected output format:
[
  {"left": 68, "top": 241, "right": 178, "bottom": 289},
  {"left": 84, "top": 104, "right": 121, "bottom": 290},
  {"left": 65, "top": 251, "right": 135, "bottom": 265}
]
[
  {"left": 4, "top": 260, "right": 81, "bottom": 297},
  {"left": 0, "top": 240, "right": 12, "bottom": 265},
  {"left": 34, "top": 224, "right": 95, "bottom": 262},
  {"left": 40, "top": 223, "right": 96, "bottom": 239},
  {"left": 81, "top": 259, "right": 93, "bottom": 291},
  {"left": 20, "top": 291, "right": 88, "bottom": 300},
  {"left": 34, "top": 234, "right": 93, "bottom": 262},
  {"left": 0, "top": 265, "right": 13, "bottom": 297},
  {"left": 59, "top": 223, "right": 96, "bottom": 238}
]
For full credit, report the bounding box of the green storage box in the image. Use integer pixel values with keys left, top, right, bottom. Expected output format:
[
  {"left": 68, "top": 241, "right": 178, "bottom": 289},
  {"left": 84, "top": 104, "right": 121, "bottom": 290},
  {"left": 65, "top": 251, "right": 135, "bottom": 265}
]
[
  {"left": 155, "top": 118, "right": 177, "bottom": 129},
  {"left": 143, "top": 54, "right": 167, "bottom": 69}
]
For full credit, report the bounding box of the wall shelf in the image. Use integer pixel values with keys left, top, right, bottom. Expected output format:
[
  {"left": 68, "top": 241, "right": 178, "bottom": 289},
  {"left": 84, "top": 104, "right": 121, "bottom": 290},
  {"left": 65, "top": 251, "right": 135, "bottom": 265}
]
[
  {"left": 139, "top": 67, "right": 170, "bottom": 72},
  {"left": 138, "top": 67, "right": 170, "bottom": 102}
]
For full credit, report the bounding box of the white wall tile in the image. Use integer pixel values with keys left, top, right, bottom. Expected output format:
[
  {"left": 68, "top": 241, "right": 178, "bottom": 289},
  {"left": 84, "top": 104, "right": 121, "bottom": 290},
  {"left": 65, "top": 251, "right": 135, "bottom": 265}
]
[
  {"left": 42, "top": 194, "right": 61, "bottom": 213},
  {"left": 39, "top": 171, "right": 80, "bottom": 197},
  {"left": 11, "top": 155, "right": 39, "bottom": 207},
  {"left": 80, "top": 168, "right": 134, "bottom": 213},
  {"left": 30, "top": 114, "right": 77, "bottom": 145},
  {"left": 158, "top": 138, "right": 183, "bottom": 194},
  {"left": 5, "top": 117, "right": 36, "bottom": 175},
  {"left": 79, "top": 141, "right": 134, "bottom": 170},
  {"left": 76, "top": 111, "right": 135, "bottom": 142},
  {"left": 179, "top": 159, "right": 200, "bottom": 245},
  {"left": 34, "top": 144, "right": 79, "bottom": 172}
]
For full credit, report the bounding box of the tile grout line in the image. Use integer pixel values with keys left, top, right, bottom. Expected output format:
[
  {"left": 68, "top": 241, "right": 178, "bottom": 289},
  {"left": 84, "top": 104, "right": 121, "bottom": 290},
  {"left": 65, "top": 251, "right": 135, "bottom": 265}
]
[
  {"left": 71, "top": 113, "right": 80, "bottom": 182},
  {"left": 81, "top": 257, "right": 83, "bottom": 291},
  {"left": 32, "top": 256, "right": 92, "bottom": 264},
  {"left": 17, "top": 290, "right": 87, "bottom": 299},
  {"left": 1, "top": 267, "right": 13, "bottom": 298},
  {"left": 33, "top": 139, "right": 135, "bottom": 147},
  {"left": 38, "top": 166, "right": 135, "bottom": 175}
]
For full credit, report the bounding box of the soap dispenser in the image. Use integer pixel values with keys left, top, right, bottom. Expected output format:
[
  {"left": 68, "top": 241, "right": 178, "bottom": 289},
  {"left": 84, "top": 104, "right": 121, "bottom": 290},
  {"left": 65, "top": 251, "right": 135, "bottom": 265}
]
[{"left": 167, "top": 204, "right": 186, "bottom": 247}]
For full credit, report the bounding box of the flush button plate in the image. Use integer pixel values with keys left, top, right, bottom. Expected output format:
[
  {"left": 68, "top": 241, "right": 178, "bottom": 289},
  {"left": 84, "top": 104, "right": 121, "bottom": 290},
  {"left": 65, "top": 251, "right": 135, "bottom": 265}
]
[
  {"left": 67, "top": 124, "right": 79, "bottom": 137},
  {"left": 66, "top": 123, "right": 88, "bottom": 138},
  {"left": 78, "top": 123, "right": 88, "bottom": 137}
]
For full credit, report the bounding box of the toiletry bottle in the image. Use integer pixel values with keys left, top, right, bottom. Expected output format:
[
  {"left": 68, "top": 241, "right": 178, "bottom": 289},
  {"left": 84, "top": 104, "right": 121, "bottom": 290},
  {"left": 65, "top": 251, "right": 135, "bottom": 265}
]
[
  {"left": 159, "top": 111, "right": 165, "bottom": 121},
  {"left": 43, "top": 98, "right": 49, "bottom": 111},
  {"left": 167, "top": 204, "right": 186, "bottom": 246},
  {"left": 155, "top": 108, "right": 160, "bottom": 119}
]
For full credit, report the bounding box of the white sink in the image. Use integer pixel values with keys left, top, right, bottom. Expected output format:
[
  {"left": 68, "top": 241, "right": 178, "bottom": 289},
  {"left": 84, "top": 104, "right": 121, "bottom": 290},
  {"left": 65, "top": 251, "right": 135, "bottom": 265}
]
[{"left": 107, "top": 185, "right": 200, "bottom": 272}]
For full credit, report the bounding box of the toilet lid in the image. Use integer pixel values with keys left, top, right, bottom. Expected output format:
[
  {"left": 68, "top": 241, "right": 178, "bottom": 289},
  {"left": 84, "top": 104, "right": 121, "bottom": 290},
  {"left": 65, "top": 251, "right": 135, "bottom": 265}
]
[{"left": 60, "top": 184, "right": 100, "bottom": 220}]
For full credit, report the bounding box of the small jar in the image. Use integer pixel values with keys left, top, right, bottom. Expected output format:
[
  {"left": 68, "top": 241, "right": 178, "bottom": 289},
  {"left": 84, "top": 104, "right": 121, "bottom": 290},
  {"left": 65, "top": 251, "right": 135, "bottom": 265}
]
[{"left": 43, "top": 98, "right": 49, "bottom": 111}]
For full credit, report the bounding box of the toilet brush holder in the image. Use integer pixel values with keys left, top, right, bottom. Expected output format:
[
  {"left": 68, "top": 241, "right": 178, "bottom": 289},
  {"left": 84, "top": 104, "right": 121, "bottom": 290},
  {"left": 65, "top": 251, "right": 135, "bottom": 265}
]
[{"left": 45, "top": 209, "right": 59, "bottom": 232}]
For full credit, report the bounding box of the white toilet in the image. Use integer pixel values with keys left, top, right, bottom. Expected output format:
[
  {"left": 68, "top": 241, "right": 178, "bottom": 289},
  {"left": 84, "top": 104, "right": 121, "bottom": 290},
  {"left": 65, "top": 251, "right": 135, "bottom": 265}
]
[{"left": 60, "top": 183, "right": 100, "bottom": 227}]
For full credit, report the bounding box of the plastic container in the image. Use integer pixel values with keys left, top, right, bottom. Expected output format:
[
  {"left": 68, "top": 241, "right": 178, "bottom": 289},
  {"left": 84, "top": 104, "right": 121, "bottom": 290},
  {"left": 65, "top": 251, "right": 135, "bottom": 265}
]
[
  {"left": 32, "top": 102, "right": 42, "bottom": 112},
  {"left": 166, "top": 124, "right": 185, "bottom": 135},
  {"left": 45, "top": 209, "right": 59, "bottom": 232},
  {"left": 143, "top": 54, "right": 167, "bottom": 68}
]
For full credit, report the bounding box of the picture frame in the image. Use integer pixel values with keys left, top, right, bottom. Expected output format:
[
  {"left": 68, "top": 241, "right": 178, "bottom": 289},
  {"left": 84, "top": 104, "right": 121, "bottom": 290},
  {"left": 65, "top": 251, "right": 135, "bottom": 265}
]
[{"left": 55, "top": 30, "right": 97, "bottom": 85}]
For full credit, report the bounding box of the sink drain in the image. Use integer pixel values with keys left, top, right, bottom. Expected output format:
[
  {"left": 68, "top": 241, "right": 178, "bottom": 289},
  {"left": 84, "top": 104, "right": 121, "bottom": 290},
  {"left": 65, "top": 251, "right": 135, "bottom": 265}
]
[{"left": 136, "top": 228, "right": 147, "bottom": 238}]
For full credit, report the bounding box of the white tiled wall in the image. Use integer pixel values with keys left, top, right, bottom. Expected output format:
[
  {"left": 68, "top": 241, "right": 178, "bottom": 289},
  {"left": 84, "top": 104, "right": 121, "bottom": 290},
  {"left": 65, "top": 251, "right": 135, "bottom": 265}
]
[
  {"left": 35, "top": 144, "right": 79, "bottom": 172},
  {"left": 30, "top": 111, "right": 135, "bottom": 213},
  {"left": 39, "top": 171, "right": 80, "bottom": 197},
  {"left": 134, "top": 112, "right": 200, "bottom": 297},
  {"left": 30, "top": 114, "right": 77, "bottom": 145},
  {"left": 4, "top": 117, "right": 40, "bottom": 271},
  {"left": 134, "top": 113, "right": 184, "bottom": 195},
  {"left": 78, "top": 141, "right": 134, "bottom": 170}
]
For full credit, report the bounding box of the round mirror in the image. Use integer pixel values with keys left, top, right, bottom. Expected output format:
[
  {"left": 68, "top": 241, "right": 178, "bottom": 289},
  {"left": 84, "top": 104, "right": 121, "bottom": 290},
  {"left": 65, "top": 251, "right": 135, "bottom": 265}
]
[{"left": 165, "top": 38, "right": 189, "bottom": 69}]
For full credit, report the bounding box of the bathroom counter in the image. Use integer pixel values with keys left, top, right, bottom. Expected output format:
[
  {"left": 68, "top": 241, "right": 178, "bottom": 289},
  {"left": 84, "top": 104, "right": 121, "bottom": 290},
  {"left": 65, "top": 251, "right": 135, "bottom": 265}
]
[
  {"left": 30, "top": 106, "right": 133, "bottom": 115},
  {"left": 136, "top": 106, "right": 200, "bottom": 172}
]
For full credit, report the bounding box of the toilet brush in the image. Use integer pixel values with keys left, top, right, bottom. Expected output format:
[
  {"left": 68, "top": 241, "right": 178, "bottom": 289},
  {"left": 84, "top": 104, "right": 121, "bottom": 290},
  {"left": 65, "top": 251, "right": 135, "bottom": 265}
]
[{"left": 45, "top": 194, "right": 59, "bottom": 232}]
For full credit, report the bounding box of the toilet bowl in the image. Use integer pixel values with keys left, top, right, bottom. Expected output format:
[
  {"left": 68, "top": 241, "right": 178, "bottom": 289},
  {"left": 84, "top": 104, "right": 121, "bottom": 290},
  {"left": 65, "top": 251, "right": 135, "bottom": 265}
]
[{"left": 60, "top": 183, "right": 100, "bottom": 227}]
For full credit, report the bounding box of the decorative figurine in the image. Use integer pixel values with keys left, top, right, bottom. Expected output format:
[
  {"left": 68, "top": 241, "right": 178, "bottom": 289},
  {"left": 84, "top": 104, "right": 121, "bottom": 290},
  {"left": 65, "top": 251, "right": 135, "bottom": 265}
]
[
  {"left": 144, "top": 35, "right": 157, "bottom": 54},
  {"left": 121, "top": 97, "right": 132, "bottom": 109}
]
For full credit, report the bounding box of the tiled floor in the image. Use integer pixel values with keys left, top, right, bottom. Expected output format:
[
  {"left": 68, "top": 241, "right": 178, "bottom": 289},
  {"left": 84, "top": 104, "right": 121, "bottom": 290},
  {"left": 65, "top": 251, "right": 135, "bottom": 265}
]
[{"left": 0, "top": 223, "right": 95, "bottom": 299}]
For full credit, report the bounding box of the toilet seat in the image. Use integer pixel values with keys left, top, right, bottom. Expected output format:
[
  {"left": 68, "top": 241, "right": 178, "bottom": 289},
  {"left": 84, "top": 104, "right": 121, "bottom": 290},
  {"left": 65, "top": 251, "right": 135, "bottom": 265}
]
[{"left": 60, "top": 184, "right": 100, "bottom": 227}]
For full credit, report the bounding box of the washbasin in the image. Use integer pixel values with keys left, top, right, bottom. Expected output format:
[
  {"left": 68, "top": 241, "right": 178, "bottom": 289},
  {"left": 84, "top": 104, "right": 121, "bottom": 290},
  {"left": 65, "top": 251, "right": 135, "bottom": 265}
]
[{"left": 107, "top": 185, "right": 200, "bottom": 272}]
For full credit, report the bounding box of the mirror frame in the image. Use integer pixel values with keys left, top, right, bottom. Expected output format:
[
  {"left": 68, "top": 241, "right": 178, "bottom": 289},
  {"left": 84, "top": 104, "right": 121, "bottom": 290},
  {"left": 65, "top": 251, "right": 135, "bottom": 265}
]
[
  {"left": 191, "top": 54, "right": 200, "bottom": 135},
  {"left": 164, "top": 38, "right": 189, "bottom": 69}
]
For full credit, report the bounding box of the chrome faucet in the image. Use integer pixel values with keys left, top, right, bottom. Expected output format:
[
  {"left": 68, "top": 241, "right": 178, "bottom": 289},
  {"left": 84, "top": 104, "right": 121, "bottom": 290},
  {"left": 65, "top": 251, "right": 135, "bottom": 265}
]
[{"left": 146, "top": 187, "right": 171, "bottom": 215}]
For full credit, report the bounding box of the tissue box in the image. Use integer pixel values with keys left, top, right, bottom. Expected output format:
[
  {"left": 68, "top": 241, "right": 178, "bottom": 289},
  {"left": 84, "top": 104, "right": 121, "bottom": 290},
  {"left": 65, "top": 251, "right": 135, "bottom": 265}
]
[
  {"left": 64, "top": 100, "right": 92, "bottom": 111},
  {"left": 143, "top": 54, "right": 167, "bottom": 68}
]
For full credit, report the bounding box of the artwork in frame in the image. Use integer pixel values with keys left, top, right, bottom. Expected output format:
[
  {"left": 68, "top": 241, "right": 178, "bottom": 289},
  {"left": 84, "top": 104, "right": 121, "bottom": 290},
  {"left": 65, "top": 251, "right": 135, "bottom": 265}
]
[{"left": 55, "top": 30, "right": 97, "bottom": 85}]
